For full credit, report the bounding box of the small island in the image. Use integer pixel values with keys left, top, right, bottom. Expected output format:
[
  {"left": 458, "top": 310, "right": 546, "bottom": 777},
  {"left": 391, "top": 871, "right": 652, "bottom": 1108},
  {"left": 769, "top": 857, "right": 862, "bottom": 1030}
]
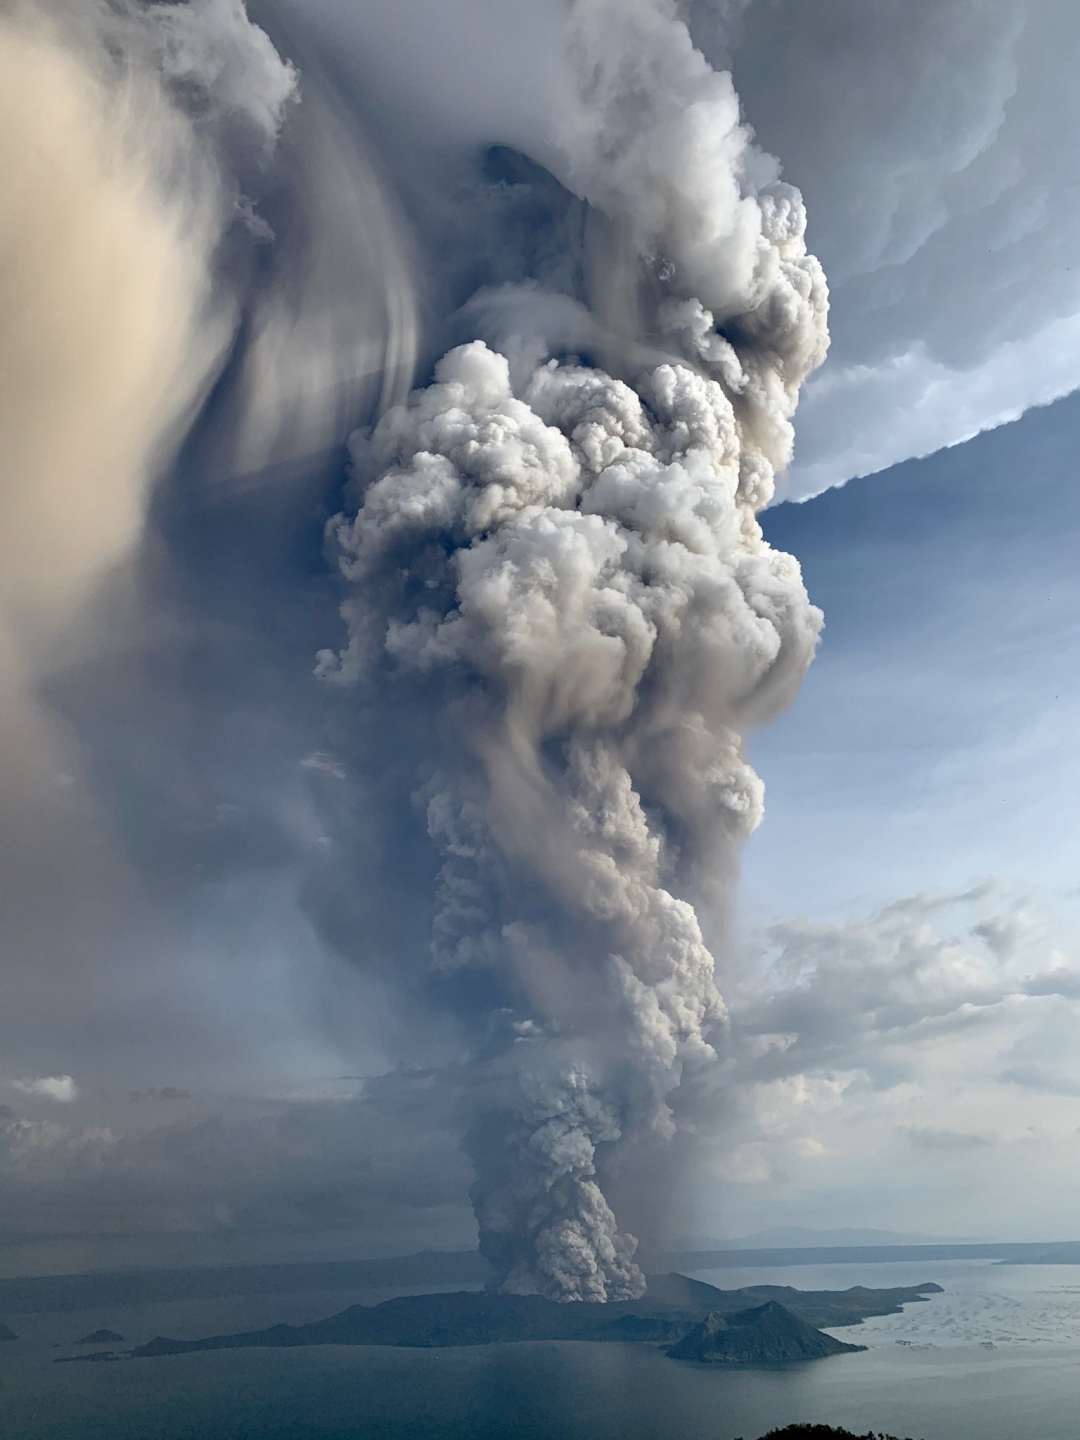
[
  {"left": 667, "top": 1301, "right": 864, "bottom": 1365},
  {"left": 131, "top": 1272, "right": 941, "bottom": 1368}
]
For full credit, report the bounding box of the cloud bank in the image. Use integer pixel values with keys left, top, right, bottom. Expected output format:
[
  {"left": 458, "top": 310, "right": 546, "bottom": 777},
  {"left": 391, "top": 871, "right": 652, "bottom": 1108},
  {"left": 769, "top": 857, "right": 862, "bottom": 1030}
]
[{"left": 696, "top": 0, "right": 1080, "bottom": 496}]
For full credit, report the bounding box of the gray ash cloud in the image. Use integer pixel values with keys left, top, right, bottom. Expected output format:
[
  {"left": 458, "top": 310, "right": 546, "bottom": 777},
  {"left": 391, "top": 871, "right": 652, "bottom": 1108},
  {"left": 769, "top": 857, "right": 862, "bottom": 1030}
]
[
  {"left": 315, "top": 0, "right": 827, "bottom": 1300},
  {"left": 0, "top": 0, "right": 826, "bottom": 1295}
]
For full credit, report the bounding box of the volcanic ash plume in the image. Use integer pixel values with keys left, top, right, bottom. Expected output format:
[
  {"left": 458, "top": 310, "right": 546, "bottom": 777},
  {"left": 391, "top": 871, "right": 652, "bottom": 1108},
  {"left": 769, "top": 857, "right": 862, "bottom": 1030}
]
[
  {"left": 317, "top": 0, "right": 826, "bottom": 1301},
  {"left": 6, "top": 0, "right": 827, "bottom": 1306}
]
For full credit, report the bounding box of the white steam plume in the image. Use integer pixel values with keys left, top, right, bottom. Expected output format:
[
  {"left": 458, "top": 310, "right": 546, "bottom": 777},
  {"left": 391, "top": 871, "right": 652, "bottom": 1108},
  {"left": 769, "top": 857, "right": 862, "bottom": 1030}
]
[{"left": 318, "top": 1, "right": 827, "bottom": 1300}]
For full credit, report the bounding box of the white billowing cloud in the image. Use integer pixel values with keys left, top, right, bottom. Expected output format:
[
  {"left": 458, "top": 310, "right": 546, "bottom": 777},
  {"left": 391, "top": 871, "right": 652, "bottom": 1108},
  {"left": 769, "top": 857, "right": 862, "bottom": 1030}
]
[
  {"left": 300, "top": 751, "right": 348, "bottom": 781},
  {"left": 732, "top": 884, "right": 1077, "bottom": 1083},
  {"left": 789, "top": 310, "right": 1080, "bottom": 500},
  {"left": 12, "top": 1075, "right": 79, "bottom": 1104},
  {"left": 151, "top": 0, "right": 298, "bottom": 145},
  {"left": 680, "top": 884, "right": 1080, "bottom": 1236},
  {"left": 693, "top": 0, "right": 1080, "bottom": 496}
]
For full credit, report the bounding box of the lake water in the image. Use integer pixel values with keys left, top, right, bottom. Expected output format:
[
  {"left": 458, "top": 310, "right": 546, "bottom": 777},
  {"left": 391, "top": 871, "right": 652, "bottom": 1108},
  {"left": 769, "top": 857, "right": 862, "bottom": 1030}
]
[{"left": 3, "top": 1260, "right": 1080, "bottom": 1438}]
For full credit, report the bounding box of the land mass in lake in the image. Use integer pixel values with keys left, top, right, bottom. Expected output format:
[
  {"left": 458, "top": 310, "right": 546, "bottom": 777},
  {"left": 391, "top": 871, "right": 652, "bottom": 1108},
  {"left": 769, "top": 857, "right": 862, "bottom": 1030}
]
[
  {"left": 132, "top": 1272, "right": 940, "bottom": 1367},
  {"left": 667, "top": 1301, "right": 864, "bottom": 1364}
]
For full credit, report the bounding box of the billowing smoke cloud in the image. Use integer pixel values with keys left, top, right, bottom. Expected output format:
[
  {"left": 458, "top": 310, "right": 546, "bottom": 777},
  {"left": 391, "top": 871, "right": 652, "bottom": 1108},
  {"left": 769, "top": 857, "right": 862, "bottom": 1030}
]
[
  {"left": 316, "top": 1, "right": 827, "bottom": 1299},
  {"left": 6, "top": 0, "right": 825, "bottom": 1299},
  {"left": 0, "top": 0, "right": 294, "bottom": 641},
  {"left": 0, "top": 0, "right": 415, "bottom": 657},
  {"left": 0, "top": 0, "right": 414, "bottom": 1041},
  {"left": 0, "top": 0, "right": 298, "bottom": 1021}
]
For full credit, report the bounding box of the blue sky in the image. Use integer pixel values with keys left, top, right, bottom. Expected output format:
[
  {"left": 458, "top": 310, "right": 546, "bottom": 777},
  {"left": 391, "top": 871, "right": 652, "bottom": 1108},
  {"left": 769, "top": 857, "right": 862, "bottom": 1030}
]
[
  {"left": 749, "top": 390, "right": 1080, "bottom": 922},
  {"left": 680, "top": 394, "right": 1080, "bottom": 1241}
]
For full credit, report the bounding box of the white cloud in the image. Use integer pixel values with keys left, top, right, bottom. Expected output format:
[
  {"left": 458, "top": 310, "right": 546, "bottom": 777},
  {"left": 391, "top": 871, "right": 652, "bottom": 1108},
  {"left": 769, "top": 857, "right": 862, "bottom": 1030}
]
[
  {"left": 786, "top": 314, "right": 1080, "bottom": 499},
  {"left": 683, "top": 884, "right": 1080, "bottom": 1235},
  {"left": 793, "top": 1135, "right": 827, "bottom": 1159},
  {"left": 12, "top": 1074, "right": 78, "bottom": 1104},
  {"left": 300, "top": 750, "right": 348, "bottom": 781}
]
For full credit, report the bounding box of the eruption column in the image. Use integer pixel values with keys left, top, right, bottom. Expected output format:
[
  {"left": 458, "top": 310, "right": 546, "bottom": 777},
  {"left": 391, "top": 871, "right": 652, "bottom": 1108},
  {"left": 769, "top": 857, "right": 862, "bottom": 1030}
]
[{"left": 318, "top": 0, "right": 828, "bottom": 1301}]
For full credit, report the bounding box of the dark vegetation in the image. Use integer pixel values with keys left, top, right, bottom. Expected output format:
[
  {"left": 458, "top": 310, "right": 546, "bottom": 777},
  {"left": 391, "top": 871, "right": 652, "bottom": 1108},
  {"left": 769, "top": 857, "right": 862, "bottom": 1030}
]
[{"left": 748, "top": 1428, "right": 918, "bottom": 1439}]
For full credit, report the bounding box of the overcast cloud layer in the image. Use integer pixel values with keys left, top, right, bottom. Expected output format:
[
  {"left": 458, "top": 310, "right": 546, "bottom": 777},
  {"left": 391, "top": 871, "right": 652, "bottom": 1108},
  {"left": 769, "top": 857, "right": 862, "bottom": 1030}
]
[
  {"left": 708, "top": 0, "right": 1080, "bottom": 496},
  {"left": 5, "top": 881, "right": 1080, "bottom": 1270}
]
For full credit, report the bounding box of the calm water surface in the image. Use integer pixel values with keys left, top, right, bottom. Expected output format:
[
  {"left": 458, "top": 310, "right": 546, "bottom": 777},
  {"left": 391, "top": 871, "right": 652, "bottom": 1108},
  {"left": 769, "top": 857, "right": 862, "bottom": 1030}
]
[{"left": 2, "top": 1260, "right": 1079, "bottom": 1438}]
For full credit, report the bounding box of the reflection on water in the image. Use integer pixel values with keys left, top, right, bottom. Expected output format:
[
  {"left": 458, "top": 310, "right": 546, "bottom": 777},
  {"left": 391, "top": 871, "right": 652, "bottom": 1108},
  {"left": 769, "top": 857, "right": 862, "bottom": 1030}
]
[{"left": 3, "top": 1260, "right": 1080, "bottom": 1439}]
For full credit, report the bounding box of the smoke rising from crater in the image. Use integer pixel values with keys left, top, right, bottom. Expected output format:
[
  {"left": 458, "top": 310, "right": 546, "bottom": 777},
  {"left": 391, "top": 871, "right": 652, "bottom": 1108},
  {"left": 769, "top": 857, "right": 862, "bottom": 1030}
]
[
  {"left": 316, "top": 1, "right": 828, "bottom": 1299},
  {"left": 6, "top": 0, "right": 827, "bottom": 1300}
]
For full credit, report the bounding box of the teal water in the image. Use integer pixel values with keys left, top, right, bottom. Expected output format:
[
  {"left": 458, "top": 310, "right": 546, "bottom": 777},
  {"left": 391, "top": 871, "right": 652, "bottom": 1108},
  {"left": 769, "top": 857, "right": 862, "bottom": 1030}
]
[{"left": 2, "top": 1261, "right": 1079, "bottom": 1438}]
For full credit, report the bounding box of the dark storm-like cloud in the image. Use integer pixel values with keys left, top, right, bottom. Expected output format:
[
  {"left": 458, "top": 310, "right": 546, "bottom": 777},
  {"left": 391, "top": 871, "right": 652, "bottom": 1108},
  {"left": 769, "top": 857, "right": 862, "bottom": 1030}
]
[
  {"left": 0, "top": 1071, "right": 472, "bottom": 1251},
  {"left": 690, "top": 0, "right": 1080, "bottom": 494}
]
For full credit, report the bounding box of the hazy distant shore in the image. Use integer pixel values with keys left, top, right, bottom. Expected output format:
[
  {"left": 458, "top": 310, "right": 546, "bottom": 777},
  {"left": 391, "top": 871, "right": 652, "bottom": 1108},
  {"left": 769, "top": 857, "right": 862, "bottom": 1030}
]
[
  {"left": 662, "top": 1241, "right": 1080, "bottom": 1271},
  {"left": 4, "top": 1241, "right": 1080, "bottom": 1315}
]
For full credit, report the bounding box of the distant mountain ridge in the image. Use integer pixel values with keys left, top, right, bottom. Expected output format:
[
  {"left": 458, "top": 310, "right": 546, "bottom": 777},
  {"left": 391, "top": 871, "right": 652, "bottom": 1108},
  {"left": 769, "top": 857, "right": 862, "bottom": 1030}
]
[{"left": 680, "top": 1227, "right": 977, "bottom": 1250}]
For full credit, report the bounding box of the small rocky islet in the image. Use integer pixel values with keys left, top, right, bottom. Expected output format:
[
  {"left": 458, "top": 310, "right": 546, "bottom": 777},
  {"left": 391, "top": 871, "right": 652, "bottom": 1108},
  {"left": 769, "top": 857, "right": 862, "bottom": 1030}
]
[{"left": 666, "top": 1300, "right": 865, "bottom": 1364}]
